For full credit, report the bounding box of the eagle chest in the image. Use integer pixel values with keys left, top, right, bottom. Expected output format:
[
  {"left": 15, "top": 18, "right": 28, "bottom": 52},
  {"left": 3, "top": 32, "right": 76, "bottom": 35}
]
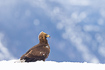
[
  {"left": 42, "top": 45, "right": 50, "bottom": 53},
  {"left": 43, "top": 45, "right": 50, "bottom": 49},
  {"left": 31, "top": 45, "right": 50, "bottom": 56}
]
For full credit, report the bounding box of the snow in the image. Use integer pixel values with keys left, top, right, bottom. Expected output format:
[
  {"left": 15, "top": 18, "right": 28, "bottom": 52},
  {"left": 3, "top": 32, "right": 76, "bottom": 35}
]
[{"left": 0, "top": 60, "right": 105, "bottom": 70}]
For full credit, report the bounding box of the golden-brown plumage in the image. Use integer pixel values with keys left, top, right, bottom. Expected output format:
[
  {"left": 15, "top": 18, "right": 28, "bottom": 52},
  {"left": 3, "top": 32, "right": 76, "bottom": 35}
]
[{"left": 20, "top": 31, "right": 50, "bottom": 62}]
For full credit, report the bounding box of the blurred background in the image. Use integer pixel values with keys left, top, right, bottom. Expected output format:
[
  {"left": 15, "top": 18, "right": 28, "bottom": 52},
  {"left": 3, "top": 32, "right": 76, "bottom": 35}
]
[{"left": 0, "top": 0, "right": 105, "bottom": 63}]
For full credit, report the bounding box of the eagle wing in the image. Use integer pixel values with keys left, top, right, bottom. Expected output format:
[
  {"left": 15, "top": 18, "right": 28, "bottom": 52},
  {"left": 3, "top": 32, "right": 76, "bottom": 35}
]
[{"left": 20, "top": 44, "right": 50, "bottom": 62}]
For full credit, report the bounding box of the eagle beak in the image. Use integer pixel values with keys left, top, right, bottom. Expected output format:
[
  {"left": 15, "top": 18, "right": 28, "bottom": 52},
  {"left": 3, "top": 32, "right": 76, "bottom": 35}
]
[{"left": 46, "top": 35, "right": 50, "bottom": 38}]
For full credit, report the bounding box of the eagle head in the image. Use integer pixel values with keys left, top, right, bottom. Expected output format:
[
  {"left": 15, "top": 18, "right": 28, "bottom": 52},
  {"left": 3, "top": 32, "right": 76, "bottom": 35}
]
[{"left": 39, "top": 31, "right": 50, "bottom": 40}]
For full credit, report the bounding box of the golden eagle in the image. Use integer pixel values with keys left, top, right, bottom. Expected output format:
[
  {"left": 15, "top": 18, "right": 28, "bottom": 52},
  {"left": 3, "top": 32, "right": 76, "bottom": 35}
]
[{"left": 20, "top": 31, "right": 50, "bottom": 62}]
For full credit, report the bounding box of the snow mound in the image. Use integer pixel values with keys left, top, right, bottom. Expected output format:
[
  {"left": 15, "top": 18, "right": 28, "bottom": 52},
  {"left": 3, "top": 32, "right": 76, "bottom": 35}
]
[{"left": 0, "top": 60, "right": 105, "bottom": 70}]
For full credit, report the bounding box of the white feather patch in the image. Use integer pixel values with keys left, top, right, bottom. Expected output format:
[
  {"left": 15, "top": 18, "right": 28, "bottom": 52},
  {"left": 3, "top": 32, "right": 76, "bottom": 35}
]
[{"left": 46, "top": 46, "right": 49, "bottom": 48}]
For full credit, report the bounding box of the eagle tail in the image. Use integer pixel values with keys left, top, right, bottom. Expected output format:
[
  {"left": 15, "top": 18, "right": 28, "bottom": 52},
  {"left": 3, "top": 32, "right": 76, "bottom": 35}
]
[{"left": 24, "top": 56, "right": 46, "bottom": 62}]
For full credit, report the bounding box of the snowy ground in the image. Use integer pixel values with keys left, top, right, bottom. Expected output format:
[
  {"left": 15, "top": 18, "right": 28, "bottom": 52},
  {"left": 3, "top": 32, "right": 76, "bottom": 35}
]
[{"left": 0, "top": 60, "right": 105, "bottom": 70}]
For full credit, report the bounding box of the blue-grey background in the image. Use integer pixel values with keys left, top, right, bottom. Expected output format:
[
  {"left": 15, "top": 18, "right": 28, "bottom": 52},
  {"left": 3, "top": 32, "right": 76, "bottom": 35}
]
[{"left": 0, "top": 0, "right": 105, "bottom": 63}]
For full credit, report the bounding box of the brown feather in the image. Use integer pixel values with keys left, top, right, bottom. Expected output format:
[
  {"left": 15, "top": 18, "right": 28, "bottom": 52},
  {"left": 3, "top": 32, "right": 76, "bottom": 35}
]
[{"left": 20, "top": 31, "right": 50, "bottom": 62}]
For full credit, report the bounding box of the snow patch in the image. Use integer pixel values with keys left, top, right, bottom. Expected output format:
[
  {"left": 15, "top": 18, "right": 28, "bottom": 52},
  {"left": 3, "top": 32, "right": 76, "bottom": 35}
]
[{"left": 0, "top": 60, "right": 105, "bottom": 70}]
